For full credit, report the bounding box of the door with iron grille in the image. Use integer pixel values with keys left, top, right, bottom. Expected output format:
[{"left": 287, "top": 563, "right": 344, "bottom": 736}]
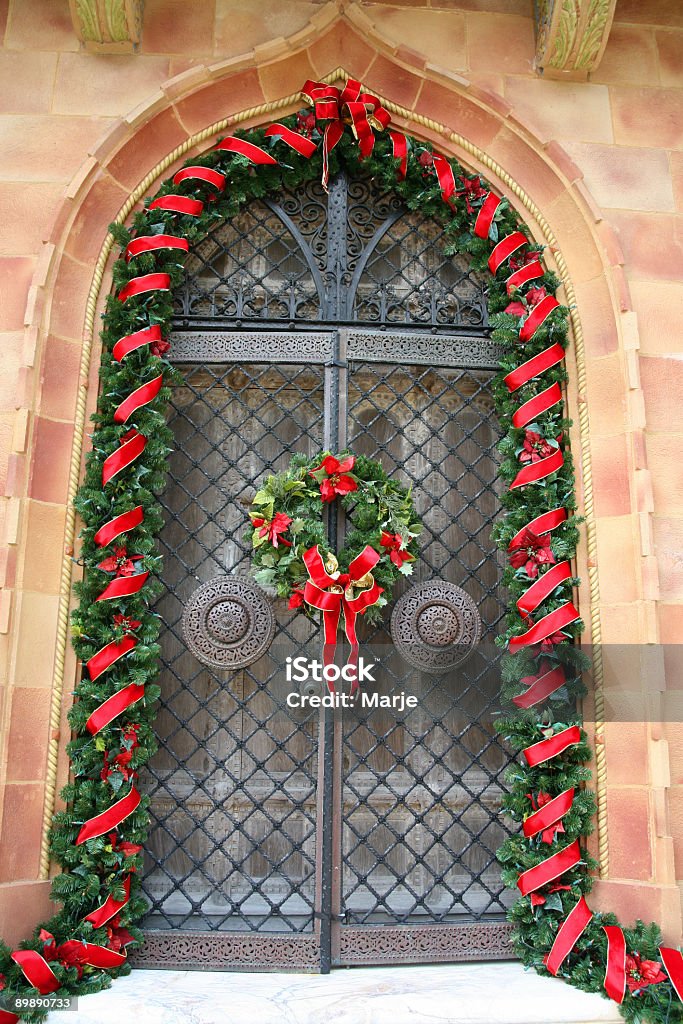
[{"left": 136, "top": 171, "right": 517, "bottom": 971}]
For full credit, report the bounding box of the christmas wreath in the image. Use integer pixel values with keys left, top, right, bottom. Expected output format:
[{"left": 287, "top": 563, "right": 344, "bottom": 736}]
[{"left": 248, "top": 451, "right": 420, "bottom": 686}]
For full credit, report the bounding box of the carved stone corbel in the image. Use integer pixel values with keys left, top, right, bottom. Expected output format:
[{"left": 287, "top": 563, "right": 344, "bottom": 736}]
[
  {"left": 534, "top": 0, "right": 618, "bottom": 78},
  {"left": 69, "top": 0, "right": 144, "bottom": 52}
]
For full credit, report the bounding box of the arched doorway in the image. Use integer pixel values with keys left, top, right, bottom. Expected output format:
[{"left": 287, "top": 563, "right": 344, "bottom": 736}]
[{"left": 136, "top": 167, "right": 517, "bottom": 970}]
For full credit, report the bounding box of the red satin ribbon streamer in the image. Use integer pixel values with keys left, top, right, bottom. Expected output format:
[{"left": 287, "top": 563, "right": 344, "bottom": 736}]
[
  {"left": 148, "top": 195, "right": 204, "bottom": 217},
  {"left": 84, "top": 875, "right": 132, "bottom": 928},
  {"left": 76, "top": 786, "right": 141, "bottom": 845},
  {"left": 94, "top": 506, "right": 144, "bottom": 548},
  {"left": 474, "top": 192, "right": 501, "bottom": 238},
  {"left": 112, "top": 325, "right": 163, "bottom": 362},
  {"left": 173, "top": 166, "right": 225, "bottom": 191},
  {"left": 488, "top": 231, "right": 528, "bottom": 275},
  {"left": 102, "top": 431, "right": 147, "bottom": 487},
  {"left": 77, "top": 942, "right": 127, "bottom": 968},
  {"left": 506, "top": 259, "right": 544, "bottom": 295},
  {"left": 504, "top": 343, "right": 566, "bottom": 393},
  {"left": 113, "top": 374, "right": 164, "bottom": 424},
  {"left": 508, "top": 507, "right": 567, "bottom": 551},
  {"left": 509, "top": 601, "right": 581, "bottom": 652},
  {"left": 10, "top": 950, "right": 59, "bottom": 994},
  {"left": 303, "top": 545, "right": 382, "bottom": 693},
  {"left": 117, "top": 273, "right": 170, "bottom": 304},
  {"left": 517, "top": 560, "right": 572, "bottom": 620},
  {"left": 523, "top": 724, "right": 582, "bottom": 768},
  {"left": 124, "top": 235, "right": 189, "bottom": 263},
  {"left": 517, "top": 839, "right": 581, "bottom": 896},
  {"left": 215, "top": 136, "right": 278, "bottom": 165},
  {"left": 545, "top": 896, "right": 593, "bottom": 976},
  {"left": 520, "top": 295, "right": 561, "bottom": 342},
  {"left": 513, "top": 662, "right": 567, "bottom": 709},
  {"left": 96, "top": 571, "right": 149, "bottom": 604},
  {"left": 389, "top": 130, "right": 408, "bottom": 179},
  {"left": 0, "top": 1010, "right": 19, "bottom": 1023},
  {"left": 603, "top": 926, "right": 627, "bottom": 1004},
  {"left": 660, "top": 947, "right": 683, "bottom": 1003},
  {"left": 433, "top": 155, "right": 456, "bottom": 204},
  {"left": 523, "top": 788, "right": 575, "bottom": 839},
  {"left": 512, "top": 381, "right": 563, "bottom": 430},
  {"left": 264, "top": 123, "right": 317, "bottom": 158},
  {"left": 87, "top": 635, "right": 137, "bottom": 682},
  {"left": 510, "top": 446, "right": 564, "bottom": 489},
  {"left": 86, "top": 682, "right": 146, "bottom": 736}
]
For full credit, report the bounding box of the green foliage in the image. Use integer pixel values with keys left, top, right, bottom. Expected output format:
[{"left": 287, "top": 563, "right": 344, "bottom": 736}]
[{"left": 1, "top": 103, "right": 677, "bottom": 1024}]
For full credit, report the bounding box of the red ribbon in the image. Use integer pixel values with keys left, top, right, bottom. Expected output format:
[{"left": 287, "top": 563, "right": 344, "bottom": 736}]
[
  {"left": 507, "top": 259, "right": 544, "bottom": 295},
  {"left": 117, "top": 273, "right": 170, "bottom": 304},
  {"left": 519, "top": 295, "right": 560, "bottom": 342},
  {"left": 603, "top": 926, "right": 627, "bottom": 1003},
  {"left": 94, "top": 506, "right": 144, "bottom": 548},
  {"left": 509, "top": 601, "right": 580, "bottom": 652},
  {"left": 504, "top": 343, "right": 565, "bottom": 393},
  {"left": 523, "top": 788, "right": 574, "bottom": 839},
  {"left": 513, "top": 662, "right": 567, "bottom": 709},
  {"left": 86, "top": 636, "right": 137, "bottom": 682},
  {"left": 86, "top": 682, "right": 146, "bottom": 736},
  {"left": 517, "top": 560, "right": 572, "bottom": 620},
  {"left": 10, "top": 950, "right": 60, "bottom": 994},
  {"left": 0, "top": 1010, "right": 19, "bottom": 1023},
  {"left": 299, "top": 79, "right": 390, "bottom": 189},
  {"left": 264, "top": 123, "right": 317, "bottom": 159},
  {"left": 76, "top": 786, "right": 141, "bottom": 845},
  {"left": 488, "top": 231, "right": 528, "bottom": 275},
  {"left": 389, "top": 130, "right": 408, "bottom": 179},
  {"left": 84, "top": 874, "right": 132, "bottom": 928},
  {"left": 433, "top": 155, "right": 456, "bottom": 204},
  {"left": 112, "top": 325, "right": 163, "bottom": 362},
  {"left": 215, "top": 136, "right": 277, "bottom": 165},
  {"left": 148, "top": 195, "right": 204, "bottom": 217},
  {"left": 510, "top": 446, "right": 564, "bottom": 489},
  {"left": 172, "top": 166, "right": 225, "bottom": 191},
  {"left": 545, "top": 896, "right": 593, "bottom": 976},
  {"left": 303, "top": 545, "right": 382, "bottom": 693},
  {"left": 102, "top": 431, "right": 147, "bottom": 487},
  {"left": 113, "top": 374, "right": 164, "bottom": 424},
  {"left": 517, "top": 839, "right": 581, "bottom": 896},
  {"left": 96, "top": 571, "right": 149, "bottom": 603},
  {"left": 660, "top": 947, "right": 683, "bottom": 1003},
  {"left": 124, "top": 235, "right": 189, "bottom": 263},
  {"left": 508, "top": 508, "right": 567, "bottom": 551},
  {"left": 474, "top": 192, "right": 501, "bottom": 238},
  {"left": 523, "top": 725, "right": 581, "bottom": 768},
  {"left": 512, "top": 381, "right": 563, "bottom": 430}
]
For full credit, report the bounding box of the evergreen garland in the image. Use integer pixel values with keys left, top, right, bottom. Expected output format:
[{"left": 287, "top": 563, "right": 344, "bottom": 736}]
[{"left": 0, "top": 100, "right": 678, "bottom": 1024}]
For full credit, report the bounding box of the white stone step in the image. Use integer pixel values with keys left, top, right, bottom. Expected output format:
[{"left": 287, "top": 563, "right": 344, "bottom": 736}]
[{"left": 48, "top": 963, "right": 623, "bottom": 1024}]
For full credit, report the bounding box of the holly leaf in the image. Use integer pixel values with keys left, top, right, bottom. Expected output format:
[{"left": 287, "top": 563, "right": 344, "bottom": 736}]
[{"left": 541, "top": 892, "right": 565, "bottom": 913}]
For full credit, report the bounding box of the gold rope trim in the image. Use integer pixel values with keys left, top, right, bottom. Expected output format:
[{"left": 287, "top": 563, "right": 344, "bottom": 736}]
[{"left": 41, "top": 68, "right": 607, "bottom": 881}]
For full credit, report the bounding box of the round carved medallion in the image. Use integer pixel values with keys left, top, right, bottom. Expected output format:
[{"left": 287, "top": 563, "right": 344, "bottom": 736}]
[
  {"left": 390, "top": 580, "right": 481, "bottom": 673},
  {"left": 182, "top": 576, "right": 276, "bottom": 670}
]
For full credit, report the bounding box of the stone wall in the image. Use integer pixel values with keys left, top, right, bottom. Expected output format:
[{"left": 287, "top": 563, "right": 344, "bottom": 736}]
[{"left": 0, "top": 0, "right": 681, "bottom": 949}]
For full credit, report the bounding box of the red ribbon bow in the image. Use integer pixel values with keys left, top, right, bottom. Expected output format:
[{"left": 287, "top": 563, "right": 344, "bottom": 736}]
[
  {"left": 303, "top": 545, "right": 383, "bottom": 693},
  {"left": 300, "top": 79, "right": 391, "bottom": 190}
]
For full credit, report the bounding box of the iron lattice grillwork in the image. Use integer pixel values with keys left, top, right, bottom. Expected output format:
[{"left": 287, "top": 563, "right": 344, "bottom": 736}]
[
  {"left": 137, "top": 170, "right": 517, "bottom": 971},
  {"left": 139, "top": 361, "right": 327, "bottom": 935},
  {"left": 172, "top": 173, "right": 488, "bottom": 330}
]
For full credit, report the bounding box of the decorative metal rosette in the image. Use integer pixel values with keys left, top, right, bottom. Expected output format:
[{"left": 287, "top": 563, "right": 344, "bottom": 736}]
[
  {"left": 390, "top": 580, "right": 481, "bottom": 673},
  {"left": 182, "top": 575, "right": 276, "bottom": 669}
]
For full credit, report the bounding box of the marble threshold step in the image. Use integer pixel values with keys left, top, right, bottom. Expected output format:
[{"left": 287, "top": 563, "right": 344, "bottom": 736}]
[{"left": 48, "top": 962, "right": 623, "bottom": 1024}]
